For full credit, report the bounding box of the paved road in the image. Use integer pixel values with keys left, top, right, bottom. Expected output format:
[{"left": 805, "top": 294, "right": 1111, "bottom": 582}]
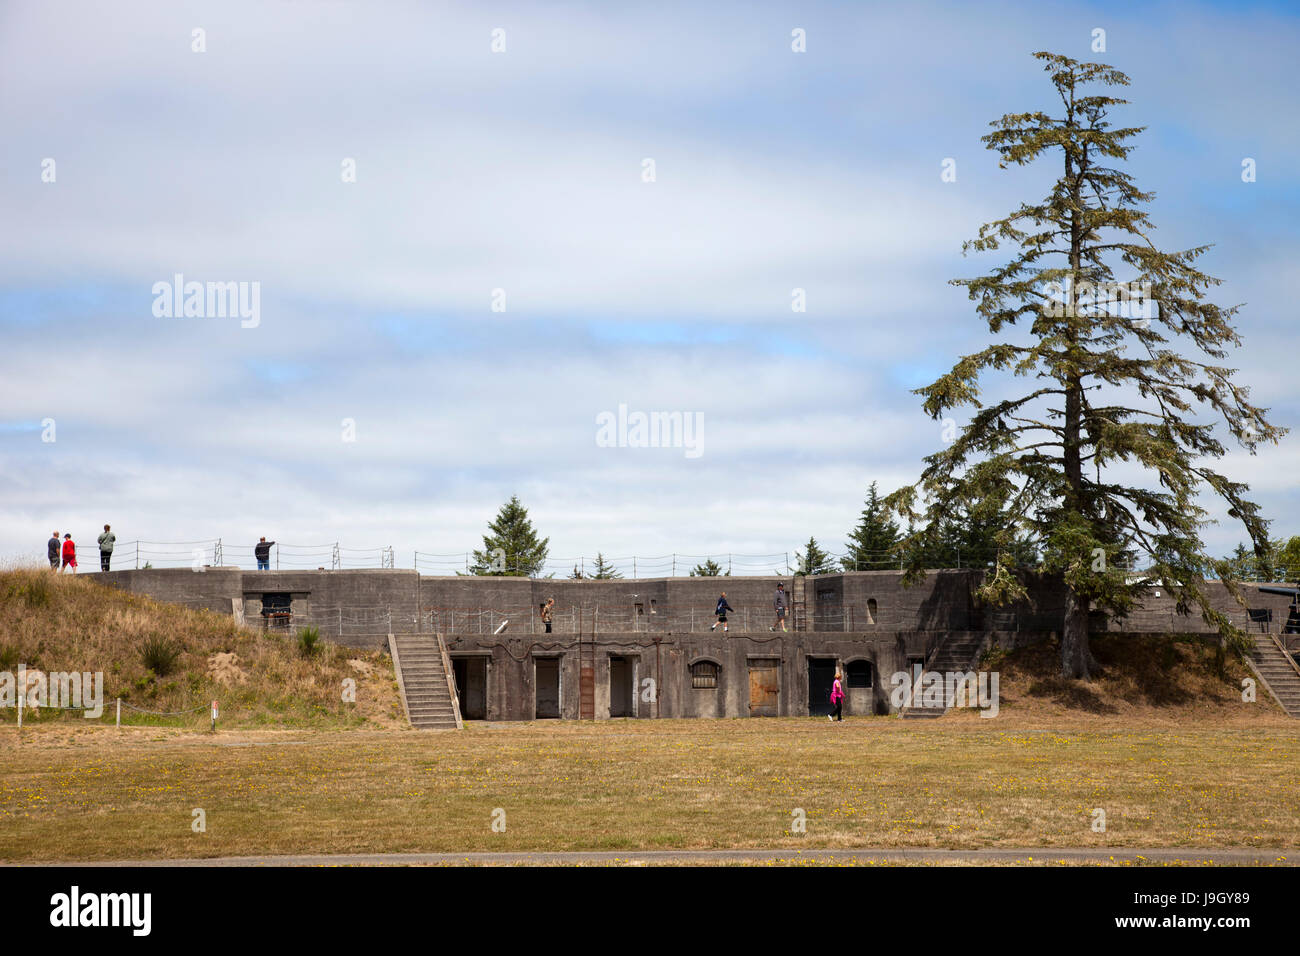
[{"left": 26, "top": 848, "right": 1294, "bottom": 866}]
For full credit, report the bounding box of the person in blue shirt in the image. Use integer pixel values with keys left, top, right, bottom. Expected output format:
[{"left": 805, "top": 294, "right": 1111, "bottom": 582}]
[{"left": 711, "top": 592, "right": 734, "bottom": 632}]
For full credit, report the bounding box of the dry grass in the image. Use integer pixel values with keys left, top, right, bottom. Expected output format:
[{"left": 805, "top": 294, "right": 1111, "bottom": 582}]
[
  {"left": 3, "top": 568, "right": 1298, "bottom": 863},
  {"left": 2, "top": 718, "right": 1298, "bottom": 862},
  {"left": 0, "top": 567, "right": 402, "bottom": 729},
  {"left": 946, "top": 632, "right": 1294, "bottom": 727}
]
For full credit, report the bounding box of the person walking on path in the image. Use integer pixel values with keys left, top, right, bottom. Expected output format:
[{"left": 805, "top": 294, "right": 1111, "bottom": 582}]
[
  {"left": 829, "top": 670, "right": 844, "bottom": 722},
  {"left": 97, "top": 524, "right": 116, "bottom": 572},
  {"left": 770, "top": 582, "right": 788, "bottom": 632},
  {"left": 540, "top": 598, "right": 555, "bottom": 634},
  {"left": 60, "top": 533, "right": 77, "bottom": 574},
  {"left": 47, "top": 531, "right": 61, "bottom": 570},
  {"left": 254, "top": 537, "right": 275, "bottom": 571},
  {"left": 711, "top": 592, "right": 734, "bottom": 632}
]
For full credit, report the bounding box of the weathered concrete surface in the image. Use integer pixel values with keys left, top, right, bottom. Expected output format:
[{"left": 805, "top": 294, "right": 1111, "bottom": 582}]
[
  {"left": 96, "top": 567, "right": 1296, "bottom": 641},
  {"left": 439, "top": 629, "right": 1021, "bottom": 720}
]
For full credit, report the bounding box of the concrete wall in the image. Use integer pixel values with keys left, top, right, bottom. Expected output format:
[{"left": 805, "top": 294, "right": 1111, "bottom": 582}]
[
  {"left": 93, "top": 567, "right": 1299, "bottom": 721},
  {"left": 443, "top": 629, "right": 984, "bottom": 719},
  {"left": 96, "top": 567, "right": 1297, "bottom": 644}
]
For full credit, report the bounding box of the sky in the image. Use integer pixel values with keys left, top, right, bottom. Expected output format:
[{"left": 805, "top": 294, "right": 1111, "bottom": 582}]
[{"left": 1, "top": 0, "right": 1297, "bottom": 575}]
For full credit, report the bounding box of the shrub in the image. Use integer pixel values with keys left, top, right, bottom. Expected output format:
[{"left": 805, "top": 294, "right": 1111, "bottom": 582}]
[
  {"left": 297, "top": 626, "right": 322, "bottom": 658},
  {"left": 140, "top": 634, "right": 182, "bottom": 677},
  {"left": 5, "top": 573, "right": 52, "bottom": 608}
]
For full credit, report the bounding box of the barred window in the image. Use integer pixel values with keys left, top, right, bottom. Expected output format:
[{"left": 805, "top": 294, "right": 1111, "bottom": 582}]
[
  {"left": 691, "top": 661, "right": 719, "bottom": 689},
  {"left": 846, "top": 660, "right": 872, "bottom": 689}
]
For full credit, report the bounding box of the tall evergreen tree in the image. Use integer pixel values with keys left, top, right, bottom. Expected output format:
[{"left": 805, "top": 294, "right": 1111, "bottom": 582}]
[
  {"left": 795, "top": 537, "right": 839, "bottom": 576},
  {"left": 469, "top": 495, "right": 550, "bottom": 577},
  {"left": 886, "top": 52, "right": 1284, "bottom": 679},
  {"left": 842, "top": 481, "right": 901, "bottom": 571}
]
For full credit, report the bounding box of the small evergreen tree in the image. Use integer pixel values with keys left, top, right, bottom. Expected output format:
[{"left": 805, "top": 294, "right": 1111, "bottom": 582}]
[
  {"left": 590, "top": 553, "right": 623, "bottom": 579},
  {"left": 469, "top": 495, "right": 550, "bottom": 577},
  {"left": 690, "top": 559, "right": 726, "bottom": 577},
  {"left": 795, "top": 537, "right": 838, "bottom": 576},
  {"left": 842, "top": 482, "right": 901, "bottom": 571}
]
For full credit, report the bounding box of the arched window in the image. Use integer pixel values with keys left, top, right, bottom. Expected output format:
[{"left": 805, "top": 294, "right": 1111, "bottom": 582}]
[
  {"left": 846, "top": 659, "right": 873, "bottom": 689},
  {"left": 866, "top": 598, "right": 878, "bottom": 624},
  {"left": 691, "top": 660, "right": 719, "bottom": 689}
]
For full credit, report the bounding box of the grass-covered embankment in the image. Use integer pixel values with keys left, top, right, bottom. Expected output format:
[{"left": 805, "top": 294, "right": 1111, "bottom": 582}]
[{"left": 0, "top": 567, "right": 402, "bottom": 729}]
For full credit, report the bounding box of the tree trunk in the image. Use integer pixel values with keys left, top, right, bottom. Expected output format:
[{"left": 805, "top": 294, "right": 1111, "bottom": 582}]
[{"left": 1061, "top": 587, "right": 1096, "bottom": 679}]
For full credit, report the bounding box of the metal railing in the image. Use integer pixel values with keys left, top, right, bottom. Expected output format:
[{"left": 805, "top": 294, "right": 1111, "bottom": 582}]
[{"left": 40, "top": 537, "right": 1298, "bottom": 583}]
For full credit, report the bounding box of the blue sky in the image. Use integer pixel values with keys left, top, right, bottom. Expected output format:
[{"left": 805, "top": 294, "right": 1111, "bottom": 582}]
[{"left": 1, "top": 0, "right": 1296, "bottom": 573}]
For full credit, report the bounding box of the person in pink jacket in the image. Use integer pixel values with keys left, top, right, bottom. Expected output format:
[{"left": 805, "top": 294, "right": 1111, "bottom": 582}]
[{"left": 828, "top": 671, "right": 844, "bottom": 721}]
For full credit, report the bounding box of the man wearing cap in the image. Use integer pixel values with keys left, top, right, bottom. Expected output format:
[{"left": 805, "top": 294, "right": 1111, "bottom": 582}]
[{"left": 770, "top": 582, "right": 788, "bottom": 632}]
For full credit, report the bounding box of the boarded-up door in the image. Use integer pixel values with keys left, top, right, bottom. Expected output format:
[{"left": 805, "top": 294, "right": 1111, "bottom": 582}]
[{"left": 748, "top": 659, "right": 780, "bottom": 716}]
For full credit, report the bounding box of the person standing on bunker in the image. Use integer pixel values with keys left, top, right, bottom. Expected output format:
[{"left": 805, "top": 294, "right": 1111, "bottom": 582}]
[
  {"left": 770, "top": 582, "right": 788, "bottom": 632},
  {"left": 97, "top": 524, "right": 115, "bottom": 572},
  {"left": 711, "top": 592, "right": 734, "bottom": 632},
  {"left": 255, "top": 536, "right": 275, "bottom": 571},
  {"left": 47, "top": 531, "right": 61, "bottom": 570},
  {"left": 829, "top": 670, "right": 844, "bottom": 722},
  {"left": 60, "top": 533, "right": 77, "bottom": 574},
  {"left": 540, "top": 597, "right": 555, "bottom": 633}
]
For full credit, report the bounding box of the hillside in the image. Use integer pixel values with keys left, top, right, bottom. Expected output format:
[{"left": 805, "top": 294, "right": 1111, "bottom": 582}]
[
  {"left": 946, "top": 632, "right": 1294, "bottom": 725},
  {"left": 0, "top": 568, "right": 403, "bottom": 729}
]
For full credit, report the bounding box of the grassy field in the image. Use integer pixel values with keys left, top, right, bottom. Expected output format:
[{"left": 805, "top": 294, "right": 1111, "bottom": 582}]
[
  {"left": 3, "top": 566, "right": 1298, "bottom": 863},
  {"left": 3, "top": 718, "right": 1298, "bottom": 862}
]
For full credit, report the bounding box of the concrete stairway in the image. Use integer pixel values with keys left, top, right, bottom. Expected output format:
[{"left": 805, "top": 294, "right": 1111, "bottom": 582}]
[
  {"left": 389, "top": 634, "right": 463, "bottom": 730},
  {"left": 1246, "top": 633, "right": 1300, "bottom": 718},
  {"left": 900, "top": 633, "right": 986, "bottom": 720}
]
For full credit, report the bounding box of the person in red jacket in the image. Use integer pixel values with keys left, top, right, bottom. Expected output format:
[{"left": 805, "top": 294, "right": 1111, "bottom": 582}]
[
  {"left": 60, "top": 533, "right": 77, "bottom": 574},
  {"left": 828, "top": 670, "right": 844, "bottom": 722}
]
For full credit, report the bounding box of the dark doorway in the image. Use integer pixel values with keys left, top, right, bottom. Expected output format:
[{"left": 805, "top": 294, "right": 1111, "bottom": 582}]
[
  {"left": 906, "top": 655, "right": 925, "bottom": 707},
  {"left": 609, "top": 655, "right": 634, "bottom": 717},
  {"left": 535, "top": 657, "right": 560, "bottom": 719},
  {"left": 260, "top": 593, "right": 292, "bottom": 629},
  {"left": 452, "top": 656, "right": 487, "bottom": 720},
  {"left": 808, "top": 657, "right": 836, "bottom": 716},
  {"left": 748, "top": 658, "right": 780, "bottom": 716}
]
